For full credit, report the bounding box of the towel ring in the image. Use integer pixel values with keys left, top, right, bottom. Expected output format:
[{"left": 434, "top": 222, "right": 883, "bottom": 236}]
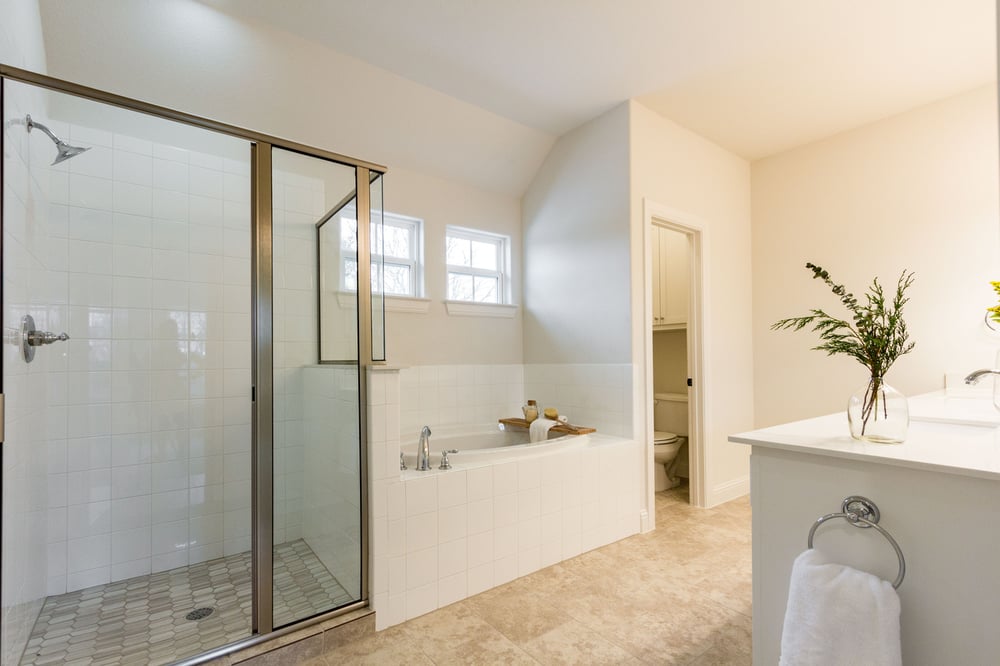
[{"left": 806, "top": 496, "right": 906, "bottom": 589}]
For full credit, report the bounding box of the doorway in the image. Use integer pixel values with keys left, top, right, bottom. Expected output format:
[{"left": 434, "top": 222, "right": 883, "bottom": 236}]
[{"left": 642, "top": 201, "right": 706, "bottom": 521}]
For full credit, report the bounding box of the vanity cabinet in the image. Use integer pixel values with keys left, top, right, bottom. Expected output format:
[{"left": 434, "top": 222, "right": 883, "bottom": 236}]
[
  {"left": 652, "top": 226, "right": 688, "bottom": 329},
  {"left": 731, "top": 414, "right": 1000, "bottom": 665}
]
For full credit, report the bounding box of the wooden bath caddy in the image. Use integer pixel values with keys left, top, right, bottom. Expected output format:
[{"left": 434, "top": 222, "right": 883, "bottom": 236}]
[{"left": 498, "top": 418, "right": 596, "bottom": 435}]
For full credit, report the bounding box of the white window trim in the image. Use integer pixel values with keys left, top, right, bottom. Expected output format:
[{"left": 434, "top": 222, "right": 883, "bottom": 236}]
[
  {"left": 445, "top": 226, "right": 509, "bottom": 305},
  {"left": 444, "top": 300, "right": 517, "bottom": 318},
  {"left": 337, "top": 291, "right": 432, "bottom": 313}
]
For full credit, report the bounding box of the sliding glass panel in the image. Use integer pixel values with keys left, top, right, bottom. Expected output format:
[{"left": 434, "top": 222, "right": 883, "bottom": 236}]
[
  {"left": 271, "top": 148, "right": 362, "bottom": 628},
  {"left": 2, "top": 77, "right": 252, "bottom": 665}
]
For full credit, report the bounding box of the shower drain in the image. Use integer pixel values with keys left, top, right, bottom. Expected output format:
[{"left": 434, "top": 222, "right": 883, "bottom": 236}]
[{"left": 186, "top": 607, "right": 215, "bottom": 621}]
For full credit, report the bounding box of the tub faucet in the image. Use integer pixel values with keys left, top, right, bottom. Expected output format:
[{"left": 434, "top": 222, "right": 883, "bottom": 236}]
[
  {"left": 416, "top": 426, "right": 432, "bottom": 471},
  {"left": 964, "top": 369, "right": 1000, "bottom": 385}
]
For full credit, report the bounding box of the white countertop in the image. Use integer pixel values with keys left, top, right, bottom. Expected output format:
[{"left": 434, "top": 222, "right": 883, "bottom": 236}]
[{"left": 730, "top": 394, "right": 1000, "bottom": 481}]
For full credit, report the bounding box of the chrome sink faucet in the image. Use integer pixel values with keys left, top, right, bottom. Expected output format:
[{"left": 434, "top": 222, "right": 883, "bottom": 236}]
[
  {"left": 416, "top": 426, "right": 432, "bottom": 471},
  {"left": 964, "top": 369, "right": 1000, "bottom": 384}
]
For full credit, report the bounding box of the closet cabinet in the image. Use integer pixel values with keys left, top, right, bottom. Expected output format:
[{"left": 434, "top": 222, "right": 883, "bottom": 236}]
[{"left": 652, "top": 226, "right": 689, "bottom": 329}]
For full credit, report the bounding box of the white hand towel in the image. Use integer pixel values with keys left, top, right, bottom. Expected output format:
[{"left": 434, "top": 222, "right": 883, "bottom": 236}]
[
  {"left": 529, "top": 418, "right": 558, "bottom": 443},
  {"left": 780, "top": 549, "right": 901, "bottom": 666}
]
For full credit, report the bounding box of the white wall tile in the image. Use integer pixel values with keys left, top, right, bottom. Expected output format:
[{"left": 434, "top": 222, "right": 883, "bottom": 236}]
[
  {"left": 437, "top": 470, "right": 467, "bottom": 508},
  {"left": 438, "top": 504, "right": 468, "bottom": 544},
  {"left": 406, "top": 511, "right": 438, "bottom": 554},
  {"left": 405, "top": 476, "right": 437, "bottom": 516},
  {"left": 67, "top": 534, "right": 110, "bottom": 572}
]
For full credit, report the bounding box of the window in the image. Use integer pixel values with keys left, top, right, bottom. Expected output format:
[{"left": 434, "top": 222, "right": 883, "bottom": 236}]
[
  {"left": 446, "top": 227, "right": 507, "bottom": 304},
  {"left": 341, "top": 212, "right": 422, "bottom": 297}
]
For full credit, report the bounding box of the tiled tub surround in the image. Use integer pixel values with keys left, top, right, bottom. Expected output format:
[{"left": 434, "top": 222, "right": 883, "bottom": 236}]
[
  {"left": 40, "top": 121, "right": 254, "bottom": 597},
  {"left": 399, "top": 363, "right": 633, "bottom": 439},
  {"left": 369, "top": 368, "right": 642, "bottom": 630}
]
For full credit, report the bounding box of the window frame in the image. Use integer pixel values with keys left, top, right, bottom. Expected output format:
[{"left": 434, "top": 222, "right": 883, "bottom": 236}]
[
  {"left": 445, "top": 226, "right": 509, "bottom": 305},
  {"left": 341, "top": 211, "right": 423, "bottom": 298}
]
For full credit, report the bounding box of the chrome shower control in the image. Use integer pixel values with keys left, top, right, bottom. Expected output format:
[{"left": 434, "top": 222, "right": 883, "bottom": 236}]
[{"left": 20, "top": 314, "right": 69, "bottom": 363}]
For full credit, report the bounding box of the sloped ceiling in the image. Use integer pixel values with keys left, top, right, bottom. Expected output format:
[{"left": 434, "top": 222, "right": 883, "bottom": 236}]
[
  {"left": 205, "top": 0, "right": 995, "bottom": 159},
  {"left": 36, "top": 0, "right": 995, "bottom": 195}
]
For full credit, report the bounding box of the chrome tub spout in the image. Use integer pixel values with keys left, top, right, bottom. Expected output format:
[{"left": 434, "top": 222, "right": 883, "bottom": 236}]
[{"left": 416, "top": 426, "right": 432, "bottom": 471}]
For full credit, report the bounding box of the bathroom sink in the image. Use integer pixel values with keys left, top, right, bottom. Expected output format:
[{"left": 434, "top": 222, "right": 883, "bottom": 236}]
[{"left": 908, "top": 392, "right": 1000, "bottom": 427}]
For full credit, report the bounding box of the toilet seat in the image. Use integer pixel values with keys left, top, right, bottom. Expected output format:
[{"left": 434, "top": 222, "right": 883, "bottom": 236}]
[{"left": 654, "top": 430, "right": 678, "bottom": 444}]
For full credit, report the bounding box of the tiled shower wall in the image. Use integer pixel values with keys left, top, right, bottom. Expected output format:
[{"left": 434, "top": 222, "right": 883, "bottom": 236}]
[
  {"left": 2, "top": 81, "right": 54, "bottom": 666},
  {"left": 271, "top": 168, "right": 326, "bottom": 547},
  {"left": 303, "top": 366, "right": 362, "bottom": 598},
  {"left": 42, "top": 121, "right": 253, "bottom": 595}
]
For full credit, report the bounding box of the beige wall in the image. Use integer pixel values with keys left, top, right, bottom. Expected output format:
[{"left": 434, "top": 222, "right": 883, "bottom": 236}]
[
  {"left": 653, "top": 330, "right": 687, "bottom": 394},
  {"left": 752, "top": 85, "right": 999, "bottom": 427},
  {"left": 385, "top": 167, "right": 523, "bottom": 365},
  {"left": 0, "top": 0, "right": 46, "bottom": 71},
  {"left": 522, "top": 103, "right": 632, "bottom": 364},
  {"left": 36, "top": 0, "right": 553, "bottom": 198},
  {"left": 629, "top": 100, "right": 755, "bottom": 506}
]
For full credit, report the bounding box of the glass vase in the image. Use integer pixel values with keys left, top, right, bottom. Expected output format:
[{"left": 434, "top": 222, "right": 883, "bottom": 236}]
[{"left": 847, "top": 377, "right": 908, "bottom": 443}]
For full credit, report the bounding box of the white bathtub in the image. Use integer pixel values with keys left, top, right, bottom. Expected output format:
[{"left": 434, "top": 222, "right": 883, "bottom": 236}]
[{"left": 399, "top": 423, "right": 589, "bottom": 469}]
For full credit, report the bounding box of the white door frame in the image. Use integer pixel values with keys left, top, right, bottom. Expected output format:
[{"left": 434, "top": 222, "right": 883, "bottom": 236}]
[{"left": 641, "top": 199, "right": 708, "bottom": 525}]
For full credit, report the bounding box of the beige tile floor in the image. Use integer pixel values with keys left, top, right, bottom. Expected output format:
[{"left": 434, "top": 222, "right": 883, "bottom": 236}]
[{"left": 309, "top": 484, "right": 752, "bottom": 665}]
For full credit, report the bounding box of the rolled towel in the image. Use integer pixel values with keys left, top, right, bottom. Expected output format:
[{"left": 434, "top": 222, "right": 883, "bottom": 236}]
[
  {"left": 780, "top": 549, "right": 901, "bottom": 665},
  {"left": 529, "top": 418, "right": 559, "bottom": 443}
]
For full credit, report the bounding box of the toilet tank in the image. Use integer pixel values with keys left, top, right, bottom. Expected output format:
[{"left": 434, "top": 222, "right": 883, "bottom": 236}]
[{"left": 653, "top": 393, "right": 688, "bottom": 435}]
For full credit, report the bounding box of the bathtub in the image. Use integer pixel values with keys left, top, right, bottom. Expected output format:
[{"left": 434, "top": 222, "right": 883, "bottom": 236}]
[{"left": 399, "top": 423, "right": 590, "bottom": 469}]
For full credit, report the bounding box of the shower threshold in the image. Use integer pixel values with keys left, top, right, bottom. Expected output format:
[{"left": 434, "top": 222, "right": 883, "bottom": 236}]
[{"left": 20, "top": 539, "right": 354, "bottom": 666}]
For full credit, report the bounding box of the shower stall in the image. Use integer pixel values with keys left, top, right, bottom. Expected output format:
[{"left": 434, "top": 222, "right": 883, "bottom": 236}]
[{"left": 0, "top": 68, "right": 383, "bottom": 665}]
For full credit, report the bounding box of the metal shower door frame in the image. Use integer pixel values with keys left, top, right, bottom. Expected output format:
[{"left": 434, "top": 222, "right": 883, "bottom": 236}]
[{"left": 0, "top": 64, "right": 382, "bottom": 661}]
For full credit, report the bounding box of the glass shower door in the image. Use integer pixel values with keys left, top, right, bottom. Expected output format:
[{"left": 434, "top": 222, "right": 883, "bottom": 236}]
[
  {"left": 2, "top": 77, "right": 254, "bottom": 665},
  {"left": 270, "top": 148, "right": 372, "bottom": 628}
]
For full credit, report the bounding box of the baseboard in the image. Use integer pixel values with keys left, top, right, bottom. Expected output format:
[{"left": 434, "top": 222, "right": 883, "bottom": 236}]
[
  {"left": 639, "top": 509, "right": 653, "bottom": 533},
  {"left": 707, "top": 475, "right": 750, "bottom": 507}
]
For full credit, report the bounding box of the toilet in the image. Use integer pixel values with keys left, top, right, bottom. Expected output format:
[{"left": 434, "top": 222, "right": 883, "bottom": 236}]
[{"left": 652, "top": 393, "right": 689, "bottom": 491}]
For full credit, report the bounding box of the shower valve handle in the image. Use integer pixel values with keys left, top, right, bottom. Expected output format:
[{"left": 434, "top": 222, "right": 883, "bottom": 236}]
[
  {"left": 27, "top": 330, "right": 69, "bottom": 346},
  {"left": 19, "top": 314, "right": 69, "bottom": 364}
]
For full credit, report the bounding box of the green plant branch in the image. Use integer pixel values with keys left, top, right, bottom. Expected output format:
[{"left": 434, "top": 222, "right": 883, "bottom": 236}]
[{"left": 772, "top": 263, "right": 915, "bottom": 437}]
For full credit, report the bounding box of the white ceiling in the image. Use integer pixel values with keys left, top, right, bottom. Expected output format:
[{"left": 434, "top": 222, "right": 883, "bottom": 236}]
[{"left": 205, "top": 0, "right": 996, "bottom": 160}]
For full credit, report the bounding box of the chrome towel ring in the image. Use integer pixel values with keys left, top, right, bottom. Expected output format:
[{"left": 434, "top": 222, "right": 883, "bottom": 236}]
[{"left": 807, "top": 495, "right": 905, "bottom": 589}]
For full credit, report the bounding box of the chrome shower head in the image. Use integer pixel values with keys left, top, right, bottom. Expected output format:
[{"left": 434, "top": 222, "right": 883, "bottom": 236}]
[{"left": 25, "top": 114, "right": 90, "bottom": 165}]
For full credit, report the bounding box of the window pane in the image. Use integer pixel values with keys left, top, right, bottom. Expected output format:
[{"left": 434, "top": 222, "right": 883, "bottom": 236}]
[
  {"left": 446, "top": 236, "right": 471, "bottom": 266},
  {"left": 344, "top": 258, "right": 358, "bottom": 291},
  {"left": 383, "top": 225, "right": 411, "bottom": 259},
  {"left": 384, "top": 264, "right": 411, "bottom": 295},
  {"left": 448, "top": 272, "right": 473, "bottom": 301},
  {"left": 370, "top": 260, "right": 383, "bottom": 293},
  {"left": 341, "top": 217, "right": 358, "bottom": 251},
  {"left": 473, "top": 276, "right": 498, "bottom": 303},
  {"left": 471, "top": 240, "right": 497, "bottom": 271}
]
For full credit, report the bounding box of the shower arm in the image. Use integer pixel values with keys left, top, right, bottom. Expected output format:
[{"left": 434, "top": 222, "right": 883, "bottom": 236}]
[{"left": 26, "top": 115, "right": 63, "bottom": 145}]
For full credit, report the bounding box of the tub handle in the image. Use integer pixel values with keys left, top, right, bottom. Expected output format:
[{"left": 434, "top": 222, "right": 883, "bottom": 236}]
[{"left": 439, "top": 449, "right": 458, "bottom": 470}]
